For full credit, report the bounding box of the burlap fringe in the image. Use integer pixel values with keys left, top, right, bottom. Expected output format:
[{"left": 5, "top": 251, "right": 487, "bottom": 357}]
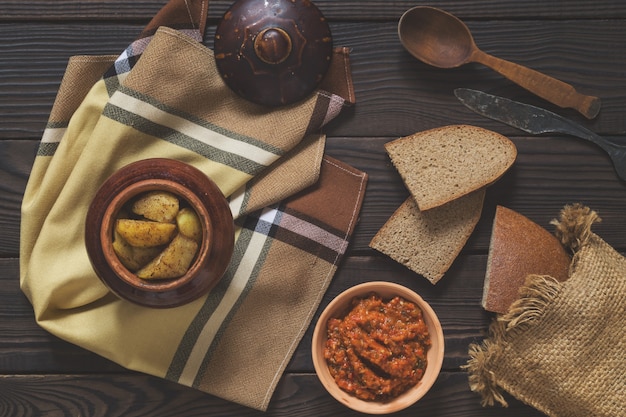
[
  {"left": 551, "top": 203, "right": 600, "bottom": 253},
  {"left": 463, "top": 203, "right": 601, "bottom": 407},
  {"left": 465, "top": 334, "right": 508, "bottom": 407},
  {"left": 464, "top": 274, "right": 561, "bottom": 407}
]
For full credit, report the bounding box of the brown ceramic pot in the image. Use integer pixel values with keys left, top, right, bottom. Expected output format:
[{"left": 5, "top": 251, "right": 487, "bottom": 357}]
[{"left": 85, "top": 158, "right": 234, "bottom": 308}]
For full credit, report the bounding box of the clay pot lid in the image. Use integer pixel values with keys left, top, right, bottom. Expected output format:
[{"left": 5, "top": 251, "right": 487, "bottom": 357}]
[{"left": 214, "top": 0, "right": 333, "bottom": 106}]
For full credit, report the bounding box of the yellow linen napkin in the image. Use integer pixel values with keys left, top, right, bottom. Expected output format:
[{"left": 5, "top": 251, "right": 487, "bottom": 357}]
[{"left": 20, "top": 0, "right": 367, "bottom": 410}]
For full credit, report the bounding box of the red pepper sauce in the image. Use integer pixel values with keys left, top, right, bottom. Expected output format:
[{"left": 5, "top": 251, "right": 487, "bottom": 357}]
[{"left": 323, "top": 293, "right": 431, "bottom": 402}]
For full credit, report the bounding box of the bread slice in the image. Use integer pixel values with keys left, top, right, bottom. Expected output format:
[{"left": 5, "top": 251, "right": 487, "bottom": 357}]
[
  {"left": 369, "top": 188, "right": 485, "bottom": 284},
  {"left": 384, "top": 125, "right": 517, "bottom": 211},
  {"left": 483, "top": 206, "right": 571, "bottom": 314}
]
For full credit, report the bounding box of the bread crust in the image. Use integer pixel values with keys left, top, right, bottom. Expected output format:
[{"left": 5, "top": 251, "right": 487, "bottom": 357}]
[{"left": 482, "top": 206, "right": 571, "bottom": 313}]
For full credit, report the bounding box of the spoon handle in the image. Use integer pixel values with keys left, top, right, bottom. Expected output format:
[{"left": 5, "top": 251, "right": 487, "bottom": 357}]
[{"left": 471, "top": 49, "right": 601, "bottom": 119}]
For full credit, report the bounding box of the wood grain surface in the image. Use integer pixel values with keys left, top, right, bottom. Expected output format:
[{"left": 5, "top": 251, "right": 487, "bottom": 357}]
[{"left": 1, "top": 1, "right": 625, "bottom": 416}]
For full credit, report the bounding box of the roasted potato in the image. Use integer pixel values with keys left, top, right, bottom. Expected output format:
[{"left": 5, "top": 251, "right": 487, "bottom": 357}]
[
  {"left": 131, "top": 191, "right": 179, "bottom": 223},
  {"left": 115, "top": 219, "right": 177, "bottom": 247},
  {"left": 176, "top": 207, "right": 203, "bottom": 242},
  {"left": 112, "top": 231, "right": 163, "bottom": 271},
  {"left": 136, "top": 234, "right": 199, "bottom": 279},
  {"left": 112, "top": 190, "right": 205, "bottom": 280}
]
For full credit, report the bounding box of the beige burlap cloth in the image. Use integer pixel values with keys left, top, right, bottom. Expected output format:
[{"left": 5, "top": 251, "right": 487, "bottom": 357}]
[
  {"left": 19, "top": 0, "right": 367, "bottom": 411},
  {"left": 465, "top": 204, "right": 625, "bottom": 417}
]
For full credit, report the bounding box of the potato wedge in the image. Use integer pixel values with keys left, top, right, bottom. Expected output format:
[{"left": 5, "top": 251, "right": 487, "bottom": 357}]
[
  {"left": 112, "top": 232, "right": 163, "bottom": 271},
  {"left": 112, "top": 232, "right": 137, "bottom": 269},
  {"left": 136, "top": 234, "right": 199, "bottom": 279},
  {"left": 115, "top": 219, "right": 177, "bottom": 247},
  {"left": 131, "top": 191, "right": 179, "bottom": 223},
  {"left": 176, "top": 207, "right": 203, "bottom": 242}
]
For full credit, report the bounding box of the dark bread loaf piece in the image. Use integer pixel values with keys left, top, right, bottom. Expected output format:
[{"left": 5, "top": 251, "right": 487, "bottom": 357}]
[{"left": 483, "top": 206, "right": 571, "bottom": 314}]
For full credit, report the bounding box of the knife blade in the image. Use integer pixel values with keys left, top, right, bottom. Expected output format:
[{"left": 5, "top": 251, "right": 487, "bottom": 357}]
[
  {"left": 454, "top": 88, "right": 626, "bottom": 181},
  {"left": 455, "top": 88, "right": 594, "bottom": 138}
]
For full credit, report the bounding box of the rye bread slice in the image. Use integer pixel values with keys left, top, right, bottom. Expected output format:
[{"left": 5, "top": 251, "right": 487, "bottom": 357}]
[
  {"left": 369, "top": 188, "right": 485, "bottom": 284},
  {"left": 482, "top": 206, "right": 571, "bottom": 314},
  {"left": 385, "top": 125, "right": 517, "bottom": 211}
]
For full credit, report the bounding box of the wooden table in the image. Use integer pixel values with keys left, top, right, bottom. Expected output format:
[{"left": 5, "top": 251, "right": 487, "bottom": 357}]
[{"left": 1, "top": 1, "right": 625, "bottom": 415}]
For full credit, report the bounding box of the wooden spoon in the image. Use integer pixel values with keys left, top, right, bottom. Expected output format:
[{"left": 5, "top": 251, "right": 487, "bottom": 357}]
[{"left": 398, "top": 6, "right": 601, "bottom": 119}]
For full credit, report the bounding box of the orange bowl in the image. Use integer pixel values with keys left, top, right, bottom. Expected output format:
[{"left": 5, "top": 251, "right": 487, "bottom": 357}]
[
  {"left": 312, "top": 281, "right": 444, "bottom": 414},
  {"left": 85, "top": 158, "right": 234, "bottom": 308}
]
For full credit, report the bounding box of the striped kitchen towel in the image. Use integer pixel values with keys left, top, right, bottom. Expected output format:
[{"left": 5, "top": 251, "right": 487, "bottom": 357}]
[{"left": 20, "top": 0, "right": 366, "bottom": 410}]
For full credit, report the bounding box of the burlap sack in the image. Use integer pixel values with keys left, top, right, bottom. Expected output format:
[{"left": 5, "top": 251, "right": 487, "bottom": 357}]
[
  {"left": 465, "top": 204, "right": 625, "bottom": 417},
  {"left": 20, "top": 0, "right": 367, "bottom": 411}
]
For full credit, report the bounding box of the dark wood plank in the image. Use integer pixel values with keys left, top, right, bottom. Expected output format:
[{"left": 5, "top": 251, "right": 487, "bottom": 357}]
[
  {"left": 1, "top": 253, "right": 492, "bottom": 373},
  {"left": 3, "top": 133, "right": 626, "bottom": 258},
  {"left": 0, "top": 141, "right": 37, "bottom": 256},
  {"left": 0, "top": 372, "right": 545, "bottom": 417},
  {"left": 0, "top": 24, "right": 141, "bottom": 140},
  {"left": 325, "top": 136, "right": 626, "bottom": 252},
  {"left": 2, "top": 21, "right": 626, "bottom": 139},
  {"left": 0, "top": 0, "right": 625, "bottom": 20},
  {"left": 2, "top": 2, "right": 624, "bottom": 416},
  {"left": 7, "top": 245, "right": 626, "bottom": 374},
  {"left": 330, "top": 20, "right": 626, "bottom": 138}
]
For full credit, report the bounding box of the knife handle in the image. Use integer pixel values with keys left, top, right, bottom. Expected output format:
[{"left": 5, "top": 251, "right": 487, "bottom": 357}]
[{"left": 472, "top": 49, "right": 601, "bottom": 119}]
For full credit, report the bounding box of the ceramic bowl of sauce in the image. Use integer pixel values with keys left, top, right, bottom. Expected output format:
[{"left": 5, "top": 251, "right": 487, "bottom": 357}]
[
  {"left": 312, "top": 281, "right": 444, "bottom": 414},
  {"left": 85, "top": 158, "right": 234, "bottom": 308}
]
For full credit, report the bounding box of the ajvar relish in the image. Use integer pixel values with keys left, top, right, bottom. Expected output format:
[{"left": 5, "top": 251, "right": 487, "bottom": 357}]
[{"left": 323, "top": 293, "right": 431, "bottom": 402}]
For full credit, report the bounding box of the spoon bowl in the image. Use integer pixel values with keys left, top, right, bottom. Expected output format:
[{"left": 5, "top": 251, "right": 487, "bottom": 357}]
[
  {"left": 398, "top": 6, "right": 601, "bottom": 119},
  {"left": 398, "top": 6, "right": 475, "bottom": 68}
]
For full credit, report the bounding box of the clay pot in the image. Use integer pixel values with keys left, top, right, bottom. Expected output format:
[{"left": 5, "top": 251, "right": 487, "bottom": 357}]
[{"left": 85, "top": 158, "right": 234, "bottom": 308}]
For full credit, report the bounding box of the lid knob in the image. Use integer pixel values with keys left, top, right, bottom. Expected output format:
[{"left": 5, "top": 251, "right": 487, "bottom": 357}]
[{"left": 254, "top": 27, "right": 293, "bottom": 65}]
